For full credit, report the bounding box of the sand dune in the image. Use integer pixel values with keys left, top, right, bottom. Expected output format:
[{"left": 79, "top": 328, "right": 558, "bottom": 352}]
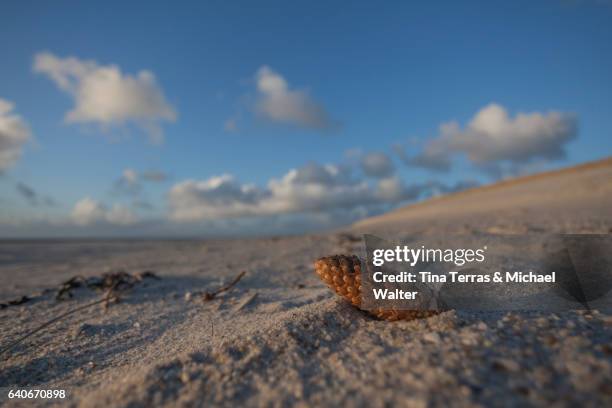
[
  {"left": 354, "top": 157, "right": 612, "bottom": 235},
  {"left": 0, "top": 158, "right": 611, "bottom": 407}
]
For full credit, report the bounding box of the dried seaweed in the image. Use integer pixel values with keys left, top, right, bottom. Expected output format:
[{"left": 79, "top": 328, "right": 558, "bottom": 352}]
[
  {"left": 56, "top": 270, "right": 160, "bottom": 300},
  {"left": 0, "top": 270, "right": 160, "bottom": 358},
  {"left": 56, "top": 275, "right": 86, "bottom": 300},
  {"left": 0, "top": 295, "right": 31, "bottom": 310}
]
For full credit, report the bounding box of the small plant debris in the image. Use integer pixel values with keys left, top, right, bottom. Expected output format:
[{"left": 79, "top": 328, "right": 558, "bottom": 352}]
[
  {"left": 203, "top": 270, "right": 246, "bottom": 301},
  {"left": 188, "top": 270, "right": 246, "bottom": 302},
  {"left": 0, "top": 270, "right": 160, "bottom": 358},
  {"left": 56, "top": 270, "right": 160, "bottom": 300},
  {"left": 0, "top": 295, "right": 31, "bottom": 310}
]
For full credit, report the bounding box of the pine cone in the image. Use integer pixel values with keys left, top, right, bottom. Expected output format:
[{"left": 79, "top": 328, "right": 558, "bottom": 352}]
[{"left": 314, "top": 254, "right": 438, "bottom": 321}]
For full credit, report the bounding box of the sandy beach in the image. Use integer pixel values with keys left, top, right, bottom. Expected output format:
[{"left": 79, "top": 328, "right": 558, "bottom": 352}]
[{"left": 1, "top": 159, "right": 611, "bottom": 407}]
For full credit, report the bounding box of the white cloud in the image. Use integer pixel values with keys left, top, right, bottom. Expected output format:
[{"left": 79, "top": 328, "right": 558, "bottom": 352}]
[
  {"left": 33, "top": 52, "right": 176, "bottom": 144},
  {"left": 72, "top": 197, "right": 106, "bottom": 226},
  {"left": 71, "top": 197, "right": 138, "bottom": 226},
  {"left": 0, "top": 98, "right": 31, "bottom": 173},
  {"left": 254, "top": 66, "right": 338, "bottom": 130},
  {"left": 168, "top": 174, "right": 269, "bottom": 220},
  {"left": 265, "top": 164, "right": 373, "bottom": 213},
  {"left": 122, "top": 168, "right": 138, "bottom": 186},
  {"left": 375, "top": 177, "right": 410, "bottom": 201},
  {"left": 168, "top": 163, "right": 419, "bottom": 222},
  {"left": 114, "top": 168, "right": 167, "bottom": 195},
  {"left": 406, "top": 103, "right": 577, "bottom": 174},
  {"left": 114, "top": 168, "right": 140, "bottom": 195},
  {"left": 395, "top": 139, "right": 451, "bottom": 172},
  {"left": 360, "top": 152, "right": 395, "bottom": 178},
  {"left": 452, "top": 104, "right": 577, "bottom": 163}
]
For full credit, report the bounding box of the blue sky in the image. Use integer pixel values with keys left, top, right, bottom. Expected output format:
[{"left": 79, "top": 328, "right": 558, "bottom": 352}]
[{"left": 1, "top": 0, "right": 611, "bottom": 237}]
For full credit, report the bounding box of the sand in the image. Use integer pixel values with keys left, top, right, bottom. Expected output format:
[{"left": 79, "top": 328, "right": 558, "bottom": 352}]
[{"left": 1, "top": 158, "right": 611, "bottom": 407}]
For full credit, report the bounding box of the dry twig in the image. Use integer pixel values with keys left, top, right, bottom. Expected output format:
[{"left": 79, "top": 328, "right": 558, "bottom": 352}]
[{"left": 202, "top": 270, "right": 247, "bottom": 301}]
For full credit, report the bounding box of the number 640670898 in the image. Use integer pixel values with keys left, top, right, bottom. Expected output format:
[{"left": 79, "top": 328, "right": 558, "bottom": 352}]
[{"left": 8, "top": 389, "right": 66, "bottom": 399}]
